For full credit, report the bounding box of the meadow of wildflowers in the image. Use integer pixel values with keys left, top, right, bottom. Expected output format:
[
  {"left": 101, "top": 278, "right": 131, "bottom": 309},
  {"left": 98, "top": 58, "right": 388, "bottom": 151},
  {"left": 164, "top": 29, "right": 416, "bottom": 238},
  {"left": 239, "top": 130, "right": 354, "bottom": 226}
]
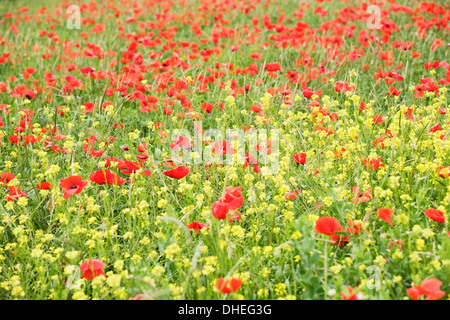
[{"left": 0, "top": 0, "right": 449, "bottom": 301}]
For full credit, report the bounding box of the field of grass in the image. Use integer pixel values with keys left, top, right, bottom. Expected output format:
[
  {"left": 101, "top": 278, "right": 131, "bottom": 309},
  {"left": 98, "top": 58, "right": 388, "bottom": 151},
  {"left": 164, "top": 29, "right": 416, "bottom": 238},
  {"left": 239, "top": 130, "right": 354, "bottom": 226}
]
[{"left": 0, "top": 0, "right": 449, "bottom": 300}]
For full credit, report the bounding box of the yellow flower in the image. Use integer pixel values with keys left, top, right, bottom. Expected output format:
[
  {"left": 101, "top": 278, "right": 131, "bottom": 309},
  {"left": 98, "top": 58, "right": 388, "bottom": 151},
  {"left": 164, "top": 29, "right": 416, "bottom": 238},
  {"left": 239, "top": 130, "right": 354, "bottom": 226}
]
[
  {"left": 412, "top": 225, "right": 422, "bottom": 235},
  {"left": 106, "top": 274, "right": 122, "bottom": 288},
  {"left": 151, "top": 265, "right": 165, "bottom": 277},
  {"left": 422, "top": 228, "right": 435, "bottom": 239},
  {"left": 291, "top": 231, "right": 302, "bottom": 240},
  {"left": 72, "top": 290, "right": 89, "bottom": 300},
  {"left": 374, "top": 255, "right": 386, "bottom": 268},
  {"left": 416, "top": 239, "right": 425, "bottom": 250},
  {"left": 261, "top": 267, "right": 270, "bottom": 278},
  {"left": 330, "top": 264, "right": 343, "bottom": 274},
  {"left": 257, "top": 288, "right": 268, "bottom": 298},
  {"left": 275, "top": 283, "right": 287, "bottom": 296},
  {"left": 392, "top": 249, "right": 403, "bottom": 260},
  {"left": 17, "top": 197, "right": 28, "bottom": 207},
  {"left": 409, "top": 252, "right": 421, "bottom": 263},
  {"left": 430, "top": 260, "right": 441, "bottom": 270},
  {"left": 131, "top": 254, "right": 142, "bottom": 264}
]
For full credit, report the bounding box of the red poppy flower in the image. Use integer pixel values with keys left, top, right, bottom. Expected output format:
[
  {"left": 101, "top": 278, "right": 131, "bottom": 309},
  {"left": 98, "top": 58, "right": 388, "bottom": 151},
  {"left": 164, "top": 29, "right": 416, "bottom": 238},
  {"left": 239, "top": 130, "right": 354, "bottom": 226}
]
[
  {"left": 314, "top": 217, "right": 342, "bottom": 236},
  {"left": 9, "top": 135, "right": 21, "bottom": 145},
  {"left": 5, "top": 186, "right": 28, "bottom": 202},
  {"left": 83, "top": 102, "right": 96, "bottom": 114},
  {"left": 429, "top": 123, "right": 442, "bottom": 133},
  {"left": 36, "top": 182, "right": 52, "bottom": 190},
  {"left": 119, "top": 160, "right": 144, "bottom": 174},
  {"left": 293, "top": 153, "right": 307, "bottom": 165},
  {"left": 212, "top": 140, "right": 235, "bottom": 155},
  {"left": 373, "top": 137, "right": 387, "bottom": 148},
  {"left": 420, "top": 279, "right": 446, "bottom": 300},
  {"left": 351, "top": 187, "right": 372, "bottom": 203},
  {"left": 163, "top": 165, "right": 190, "bottom": 179},
  {"left": 137, "top": 143, "right": 147, "bottom": 152},
  {"left": 212, "top": 201, "right": 229, "bottom": 220},
  {"left": 333, "top": 81, "right": 355, "bottom": 93},
  {"left": 0, "top": 172, "right": 15, "bottom": 186},
  {"left": 89, "top": 148, "right": 104, "bottom": 158},
  {"left": 431, "top": 39, "right": 443, "bottom": 51},
  {"left": 250, "top": 52, "right": 262, "bottom": 61},
  {"left": 373, "top": 114, "right": 384, "bottom": 124},
  {"left": 264, "top": 63, "right": 281, "bottom": 72},
  {"left": 363, "top": 157, "right": 385, "bottom": 171},
  {"left": 388, "top": 71, "right": 403, "bottom": 81},
  {"left": 243, "top": 152, "right": 260, "bottom": 173},
  {"left": 201, "top": 102, "right": 214, "bottom": 113},
  {"left": 341, "top": 287, "right": 362, "bottom": 300},
  {"left": 136, "top": 153, "right": 148, "bottom": 162},
  {"left": 345, "top": 220, "right": 364, "bottom": 235},
  {"left": 24, "top": 135, "right": 38, "bottom": 144},
  {"left": 377, "top": 208, "right": 394, "bottom": 226},
  {"left": 187, "top": 222, "right": 209, "bottom": 235},
  {"left": 90, "top": 170, "right": 126, "bottom": 185},
  {"left": 414, "top": 84, "right": 425, "bottom": 98},
  {"left": 219, "top": 186, "right": 243, "bottom": 211},
  {"left": 331, "top": 234, "right": 350, "bottom": 246},
  {"left": 170, "top": 136, "right": 191, "bottom": 151},
  {"left": 60, "top": 175, "right": 88, "bottom": 199},
  {"left": 303, "top": 89, "right": 321, "bottom": 99},
  {"left": 407, "top": 278, "right": 445, "bottom": 300},
  {"left": 406, "top": 285, "right": 421, "bottom": 300},
  {"left": 228, "top": 210, "right": 241, "bottom": 223},
  {"left": 24, "top": 89, "right": 36, "bottom": 99},
  {"left": 334, "top": 147, "right": 346, "bottom": 158},
  {"left": 142, "top": 170, "right": 152, "bottom": 177},
  {"left": 254, "top": 140, "right": 273, "bottom": 154},
  {"left": 79, "top": 259, "right": 106, "bottom": 280},
  {"left": 424, "top": 209, "right": 445, "bottom": 224},
  {"left": 250, "top": 104, "right": 262, "bottom": 112},
  {"left": 216, "top": 277, "right": 243, "bottom": 294},
  {"left": 284, "top": 192, "right": 299, "bottom": 200},
  {"left": 387, "top": 86, "right": 401, "bottom": 96}
]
